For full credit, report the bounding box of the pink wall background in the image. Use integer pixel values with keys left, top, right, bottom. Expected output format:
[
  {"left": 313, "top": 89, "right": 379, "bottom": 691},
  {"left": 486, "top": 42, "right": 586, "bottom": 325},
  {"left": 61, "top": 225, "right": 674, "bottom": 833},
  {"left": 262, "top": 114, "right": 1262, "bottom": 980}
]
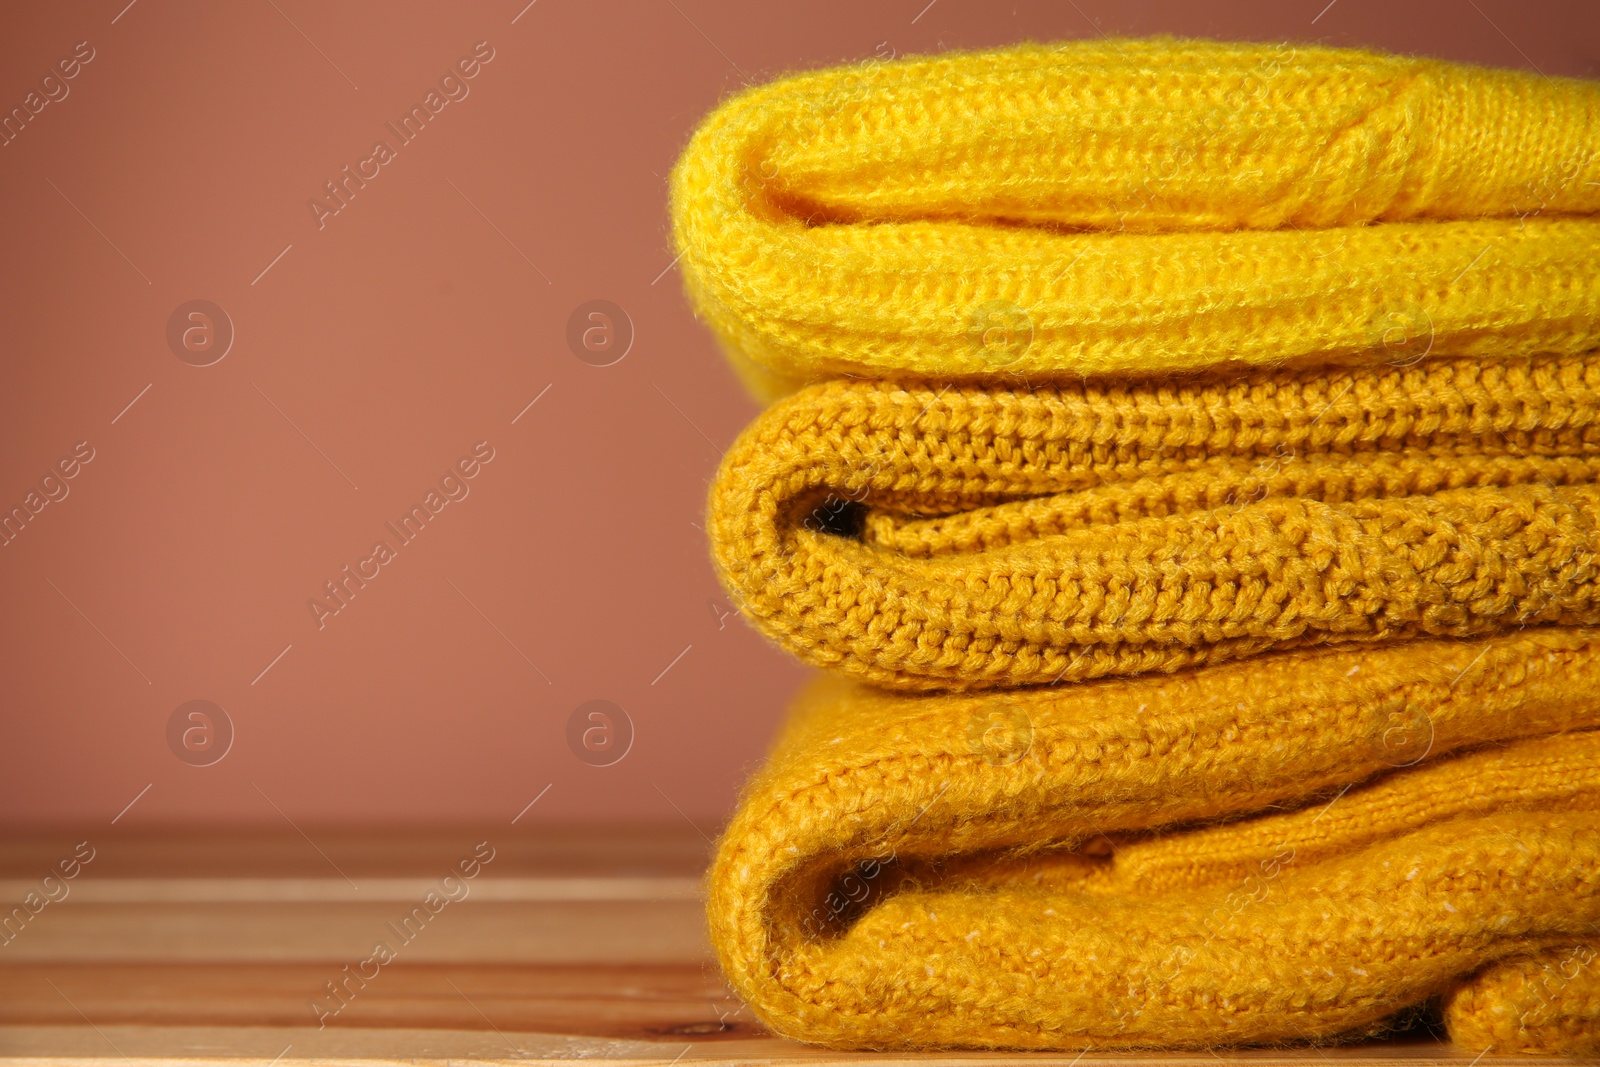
[{"left": 0, "top": 0, "right": 1593, "bottom": 828}]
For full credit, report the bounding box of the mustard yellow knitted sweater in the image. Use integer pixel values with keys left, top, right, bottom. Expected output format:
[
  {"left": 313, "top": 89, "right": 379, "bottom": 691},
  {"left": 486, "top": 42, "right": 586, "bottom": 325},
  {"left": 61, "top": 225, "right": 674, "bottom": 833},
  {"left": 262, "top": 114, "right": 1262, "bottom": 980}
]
[
  {"left": 670, "top": 39, "right": 1600, "bottom": 398},
  {"left": 708, "top": 631, "right": 1600, "bottom": 1052},
  {"left": 708, "top": 356, "right": 1600, "bottom": 692}
]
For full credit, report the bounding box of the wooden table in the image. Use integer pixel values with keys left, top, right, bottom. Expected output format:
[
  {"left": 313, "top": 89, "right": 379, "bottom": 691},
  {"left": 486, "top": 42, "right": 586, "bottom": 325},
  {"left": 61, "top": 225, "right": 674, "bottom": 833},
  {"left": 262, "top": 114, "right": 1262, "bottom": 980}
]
[{"left": 0, "top": 831, "right": 1565, "bottom": 1065}]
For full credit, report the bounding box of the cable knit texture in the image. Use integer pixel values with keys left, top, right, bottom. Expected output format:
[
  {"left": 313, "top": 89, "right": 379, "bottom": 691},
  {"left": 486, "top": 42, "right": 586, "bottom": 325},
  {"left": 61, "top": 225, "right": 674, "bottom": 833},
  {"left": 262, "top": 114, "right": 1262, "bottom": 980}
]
[
  {"left": 708, "top": 356, "right": 1600, "bottom": 692},
  {"left": 670, "top": 38, "right": 1600, "bottom": 398},
  {"left": 707, "top": 631, "right": 1600, "bottom": 1049}
]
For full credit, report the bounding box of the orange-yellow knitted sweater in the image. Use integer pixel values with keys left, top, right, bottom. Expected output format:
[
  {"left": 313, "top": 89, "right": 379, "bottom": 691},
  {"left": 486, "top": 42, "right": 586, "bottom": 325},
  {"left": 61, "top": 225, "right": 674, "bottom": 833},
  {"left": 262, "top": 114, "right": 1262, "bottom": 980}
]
[{"left": 670, "top": 38, "right": 1600, "bottom": 398}]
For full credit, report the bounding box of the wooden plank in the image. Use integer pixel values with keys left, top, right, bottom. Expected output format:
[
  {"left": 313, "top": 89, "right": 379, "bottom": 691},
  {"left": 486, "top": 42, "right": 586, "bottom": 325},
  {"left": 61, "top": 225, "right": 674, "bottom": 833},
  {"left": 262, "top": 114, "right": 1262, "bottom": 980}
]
[
  {"left": 0, "top": 829, "right": 710, "bottom": 964},
  {"left": 0, "top": 877, "right": 703, "bottom": 902},
  {"left": 0, "top": 900, "right": 710, "bottom": 963},
  {"left": 0, "top": 962, "right": 743, "bottom": 1038},
  {"left": 0, "top": 1025, "right": 1561, "bottom": 1065},
  {"left": 0, "top": 832, "right": 1545, "bottom": 1064},
  {"left": 0, "top": 829, "right": 711, "bottom": 880}
]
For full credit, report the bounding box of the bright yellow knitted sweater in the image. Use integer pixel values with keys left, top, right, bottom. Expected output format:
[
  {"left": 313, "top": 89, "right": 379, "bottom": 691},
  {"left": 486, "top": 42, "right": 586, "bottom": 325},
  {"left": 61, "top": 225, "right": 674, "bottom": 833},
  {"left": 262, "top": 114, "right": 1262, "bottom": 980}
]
[
  {"left": 670, "top": 39, "right": 1600, "bottom": 398},
  {"left": 707, "top": 630, "right": 1600, "bottom": 1051},
  {"left": 708, "top": 355, "right": 1600, "bottom": 692}
]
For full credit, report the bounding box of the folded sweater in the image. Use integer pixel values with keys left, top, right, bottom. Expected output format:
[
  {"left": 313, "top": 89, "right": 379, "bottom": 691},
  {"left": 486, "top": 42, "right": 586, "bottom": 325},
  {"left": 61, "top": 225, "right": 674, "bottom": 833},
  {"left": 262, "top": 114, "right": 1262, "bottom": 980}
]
[
  {"left": 670, "top": 39, "right": 1600, "bottom": 398},
  {"left": 707, "top": 630, "right": 1600, "bottom": 1051},
  {"left": 709, "top": 355, "right": 1600, "bottom": 691}
]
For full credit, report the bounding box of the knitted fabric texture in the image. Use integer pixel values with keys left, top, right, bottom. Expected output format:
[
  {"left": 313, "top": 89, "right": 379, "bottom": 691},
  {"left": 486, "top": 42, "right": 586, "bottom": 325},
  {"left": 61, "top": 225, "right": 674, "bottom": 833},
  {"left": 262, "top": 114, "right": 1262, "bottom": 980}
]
[
  {"left": 670, "top": 39, "right": 1600, "bottom": 398},
  {"left": 686, "top": 38, "right": 1600, "bottom": 1054},
  {"left": 707, "top": 355, "right": 1600, "bottom": 692},
  {"left": 706, "top": 630, "right": 1600, "bottom": 1049},
  {"left": 1444, "top": 943, "right": 1600, "bottom": 1056}
]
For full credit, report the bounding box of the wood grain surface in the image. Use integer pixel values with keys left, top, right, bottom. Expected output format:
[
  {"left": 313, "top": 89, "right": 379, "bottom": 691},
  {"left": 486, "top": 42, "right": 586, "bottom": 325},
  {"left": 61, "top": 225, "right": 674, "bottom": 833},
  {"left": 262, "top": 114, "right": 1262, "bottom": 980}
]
[{"left": 0, "top": 831, "right": 1573, "bottom": 1065}]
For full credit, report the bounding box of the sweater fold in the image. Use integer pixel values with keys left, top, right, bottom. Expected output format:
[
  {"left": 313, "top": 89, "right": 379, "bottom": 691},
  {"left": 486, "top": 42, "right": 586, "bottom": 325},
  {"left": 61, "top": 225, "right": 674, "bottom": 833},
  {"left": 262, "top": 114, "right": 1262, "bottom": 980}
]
[
  {"left": 709, "top": 356, "right": 1600, "bottom": 691},
  {"left": 670, "top": 39, "right": 1600, "bottom": 395},
  {"left": 709, "top": 632, "right": 1600, "bottom": 1049}
]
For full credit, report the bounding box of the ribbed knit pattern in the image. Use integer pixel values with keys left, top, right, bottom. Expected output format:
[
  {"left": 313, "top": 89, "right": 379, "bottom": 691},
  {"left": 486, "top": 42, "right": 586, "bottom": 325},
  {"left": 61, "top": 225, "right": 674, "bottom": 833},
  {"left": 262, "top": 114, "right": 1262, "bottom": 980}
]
[
  {"left": 670, "top": 39, "right": 1600, "bottom": 398},
  {"left": 707, "top": 631, "right": 1600, "bottom": 1049},
  {"left": 709, "top": 355, "right": 1600, "bottom": 691}
]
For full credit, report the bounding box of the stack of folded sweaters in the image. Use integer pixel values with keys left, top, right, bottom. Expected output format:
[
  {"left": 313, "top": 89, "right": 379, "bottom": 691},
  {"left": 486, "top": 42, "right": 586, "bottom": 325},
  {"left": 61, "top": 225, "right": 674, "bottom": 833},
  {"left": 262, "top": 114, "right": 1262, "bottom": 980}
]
[{"left": 669, "top": 38, "right": 1600, "bottom": 1054}]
